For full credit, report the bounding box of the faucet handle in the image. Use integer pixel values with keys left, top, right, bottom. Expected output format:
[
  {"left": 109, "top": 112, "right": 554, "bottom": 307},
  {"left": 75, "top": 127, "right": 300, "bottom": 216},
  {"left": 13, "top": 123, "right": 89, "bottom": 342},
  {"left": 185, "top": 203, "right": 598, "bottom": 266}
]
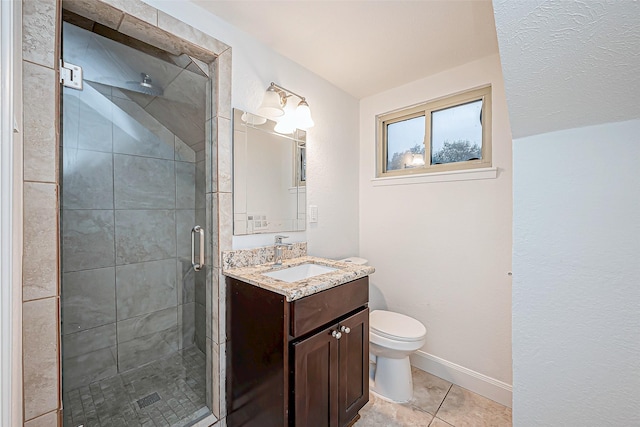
[{"left": 275, "top": 235, "right": 289, "bottom": 244}]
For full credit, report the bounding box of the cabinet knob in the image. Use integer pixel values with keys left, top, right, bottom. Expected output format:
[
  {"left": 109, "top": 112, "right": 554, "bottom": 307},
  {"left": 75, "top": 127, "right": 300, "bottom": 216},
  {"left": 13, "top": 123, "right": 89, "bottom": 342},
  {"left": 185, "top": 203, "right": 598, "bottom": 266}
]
[
  {"left": 331, "top": 330, "right": 342, "bottom": 340},
  {"left": 340, "top": 326, "right": 351, "bottom": 334}
]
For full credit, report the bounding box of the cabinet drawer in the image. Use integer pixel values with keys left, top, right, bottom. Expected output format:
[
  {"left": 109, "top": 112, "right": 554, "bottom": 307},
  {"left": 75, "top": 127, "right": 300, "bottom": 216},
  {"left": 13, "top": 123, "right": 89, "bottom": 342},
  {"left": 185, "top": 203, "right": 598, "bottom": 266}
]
[{"left": 290, "top": 277, "right": 368, "bottom": 338}]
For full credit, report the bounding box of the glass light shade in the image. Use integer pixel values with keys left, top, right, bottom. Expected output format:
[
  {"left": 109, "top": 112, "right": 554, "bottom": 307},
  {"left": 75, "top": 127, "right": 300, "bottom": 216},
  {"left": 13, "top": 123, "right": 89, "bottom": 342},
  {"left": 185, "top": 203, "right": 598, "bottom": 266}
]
[
  {"left": 274, "top": 107, "right": 297, "bottom": 134},
  {"left": 257, "top": 87, "right": 284, "bottom": 118},
  {"left": 295, "top": 100, "right": 314, "bottom": 129}
]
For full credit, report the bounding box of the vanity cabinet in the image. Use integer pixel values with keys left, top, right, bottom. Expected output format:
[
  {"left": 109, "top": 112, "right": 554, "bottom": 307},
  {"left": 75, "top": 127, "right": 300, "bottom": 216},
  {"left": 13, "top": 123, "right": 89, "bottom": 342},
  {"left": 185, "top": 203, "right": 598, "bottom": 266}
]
[{"left": 226, "top": 276, "right": 370, "bottom": 427}]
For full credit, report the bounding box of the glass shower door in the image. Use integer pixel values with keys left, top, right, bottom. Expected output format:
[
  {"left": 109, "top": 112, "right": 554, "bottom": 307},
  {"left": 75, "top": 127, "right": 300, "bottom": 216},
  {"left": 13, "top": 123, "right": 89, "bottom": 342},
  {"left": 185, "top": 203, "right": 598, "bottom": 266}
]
[{"left": 60, "top": 20, "right": 211, "bottom": 427}]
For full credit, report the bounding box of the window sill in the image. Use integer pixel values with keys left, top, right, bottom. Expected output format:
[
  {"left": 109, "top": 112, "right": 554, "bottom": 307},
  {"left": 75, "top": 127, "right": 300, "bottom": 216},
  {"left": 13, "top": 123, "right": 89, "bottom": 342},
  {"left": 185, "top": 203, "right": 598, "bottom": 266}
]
[{"left": 371, "top": 167, "right": 498, "bottom": 186}]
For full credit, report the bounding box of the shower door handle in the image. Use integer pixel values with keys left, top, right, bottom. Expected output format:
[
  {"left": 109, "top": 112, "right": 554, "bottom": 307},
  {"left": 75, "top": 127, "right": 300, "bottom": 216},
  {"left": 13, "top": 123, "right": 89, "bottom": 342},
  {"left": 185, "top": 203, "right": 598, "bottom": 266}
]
[{"left": 191, "top": 225, "right": 205, "bottom": 271}]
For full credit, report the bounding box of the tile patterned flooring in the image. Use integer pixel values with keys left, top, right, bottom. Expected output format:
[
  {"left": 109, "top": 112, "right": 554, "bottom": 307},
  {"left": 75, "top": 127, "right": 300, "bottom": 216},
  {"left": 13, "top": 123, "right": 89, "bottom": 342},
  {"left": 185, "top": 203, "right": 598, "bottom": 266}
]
[
  {"left": 358, "top": 367, "right": 512, "bottom": 427},
  {"left": 63, "top": 353, "right": 509, "bottom": 427},
  {"left": 63, "top": 346, "right": 209, "bottom": 427}
]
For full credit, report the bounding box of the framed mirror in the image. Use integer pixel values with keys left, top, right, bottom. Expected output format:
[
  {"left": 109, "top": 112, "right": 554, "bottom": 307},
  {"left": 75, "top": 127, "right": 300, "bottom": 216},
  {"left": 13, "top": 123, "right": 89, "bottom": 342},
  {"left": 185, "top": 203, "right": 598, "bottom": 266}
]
[{"left": 233, "top": 108, "right": 306, "bottom": 235}]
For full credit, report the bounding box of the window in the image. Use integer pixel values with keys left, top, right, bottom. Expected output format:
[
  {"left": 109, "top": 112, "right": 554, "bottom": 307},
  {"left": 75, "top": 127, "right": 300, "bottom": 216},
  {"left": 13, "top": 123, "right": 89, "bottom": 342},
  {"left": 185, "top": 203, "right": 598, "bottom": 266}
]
[{"left": 376, "top": 86, "right": 492, "bottom": 177}]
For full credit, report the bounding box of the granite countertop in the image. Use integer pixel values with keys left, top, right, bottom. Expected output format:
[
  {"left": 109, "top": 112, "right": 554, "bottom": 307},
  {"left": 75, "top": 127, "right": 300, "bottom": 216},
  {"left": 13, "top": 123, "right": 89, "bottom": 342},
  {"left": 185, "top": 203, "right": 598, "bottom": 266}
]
[{"left": 222, "top": 256, "right": 375, "bottom": 302}]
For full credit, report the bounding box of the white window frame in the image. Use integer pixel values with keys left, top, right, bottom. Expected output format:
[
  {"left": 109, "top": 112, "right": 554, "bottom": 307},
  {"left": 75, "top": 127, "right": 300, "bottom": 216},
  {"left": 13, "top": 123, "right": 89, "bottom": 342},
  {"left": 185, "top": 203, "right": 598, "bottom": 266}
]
[{"left": 376, "top": 85, "right": 492, "bottom": 178}]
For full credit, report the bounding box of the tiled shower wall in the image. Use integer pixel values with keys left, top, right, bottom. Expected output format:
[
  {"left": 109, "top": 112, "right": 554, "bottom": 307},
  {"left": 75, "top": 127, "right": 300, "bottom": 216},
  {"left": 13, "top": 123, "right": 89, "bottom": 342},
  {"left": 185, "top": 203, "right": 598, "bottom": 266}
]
[
  {"left": 20, "top": 0, "right": 233, "bottom": 425},
  {"left": 60, "top": 81, "right": 205, "bottom": 390}
]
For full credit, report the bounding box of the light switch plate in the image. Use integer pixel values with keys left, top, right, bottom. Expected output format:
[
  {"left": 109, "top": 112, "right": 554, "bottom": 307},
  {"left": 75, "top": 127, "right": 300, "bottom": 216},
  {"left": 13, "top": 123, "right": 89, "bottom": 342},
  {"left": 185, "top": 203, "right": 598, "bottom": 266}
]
[{"left": 309, "top": 205, "right": 318, "bottom": 223}]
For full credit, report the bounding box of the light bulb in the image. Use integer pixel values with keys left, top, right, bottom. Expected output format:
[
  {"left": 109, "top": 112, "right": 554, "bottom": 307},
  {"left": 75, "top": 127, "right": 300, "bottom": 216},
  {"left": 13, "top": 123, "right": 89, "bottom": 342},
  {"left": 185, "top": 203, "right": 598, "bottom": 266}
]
[
  {"left": 274, "top": 106, "right": 296, "bottom": 134},
  {"left": 295, "top": 100, "right": 314, "bottom": 129}
]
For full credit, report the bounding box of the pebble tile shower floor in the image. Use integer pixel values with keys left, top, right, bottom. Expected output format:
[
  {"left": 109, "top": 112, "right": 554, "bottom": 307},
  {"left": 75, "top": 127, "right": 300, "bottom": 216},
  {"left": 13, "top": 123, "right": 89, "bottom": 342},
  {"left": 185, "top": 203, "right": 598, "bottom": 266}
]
[{"left": 63, "top": 347, "right": 209, "bottom": 427}]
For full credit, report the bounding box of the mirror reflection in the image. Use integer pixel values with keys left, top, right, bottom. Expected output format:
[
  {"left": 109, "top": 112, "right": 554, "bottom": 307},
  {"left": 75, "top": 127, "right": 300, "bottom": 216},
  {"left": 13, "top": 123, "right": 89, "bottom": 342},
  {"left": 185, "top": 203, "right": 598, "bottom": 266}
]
[{"left": 233, "top": 109, "right": 306, "bottom": 235}]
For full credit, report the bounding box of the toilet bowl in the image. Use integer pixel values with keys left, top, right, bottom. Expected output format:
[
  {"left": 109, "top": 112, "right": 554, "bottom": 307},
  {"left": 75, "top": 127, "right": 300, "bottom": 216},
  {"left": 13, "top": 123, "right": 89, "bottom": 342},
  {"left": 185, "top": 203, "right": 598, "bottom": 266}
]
[
  {"left": 369, "top": 310, "right": 426, "bottom": 403},
  {"left": 338, "top": 258, "right": 427, "bottom": 403}
]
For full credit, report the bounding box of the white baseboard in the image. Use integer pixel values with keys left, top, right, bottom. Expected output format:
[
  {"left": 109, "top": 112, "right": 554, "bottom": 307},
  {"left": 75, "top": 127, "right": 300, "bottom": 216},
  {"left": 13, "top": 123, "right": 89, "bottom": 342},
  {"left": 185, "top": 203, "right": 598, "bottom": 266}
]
[{"left": 410, "top": 350, "right": 512, "bottom": 408}]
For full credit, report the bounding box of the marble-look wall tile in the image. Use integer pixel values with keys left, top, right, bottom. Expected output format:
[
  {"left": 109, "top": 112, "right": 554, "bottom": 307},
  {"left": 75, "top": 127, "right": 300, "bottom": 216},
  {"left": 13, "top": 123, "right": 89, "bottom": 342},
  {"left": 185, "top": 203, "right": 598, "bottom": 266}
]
[
  {"left": 216, "top": 49, "right": 232, "bottom": 120},
  {"left": 205, "top": 77, "right": 213, "bottom": 120},
  {"left": 217, "top": 117, "right": 232, "bottom": 193},
  {"left": 23, "top": 0, "right": 57, "bottom": 68},
  {"left": 112, "top": 97, "right": 175, "bottom": 160},
  {"left": 117, "top": 306, "right": 177, "bottom": 343},
  {"left": 61, "top": 148, "right": 113, "bottom": 210},
  {"left": 206, "top": 338, "right": 215, "bottom": 417},
  {"left": 117, "top": 325, "right": 178, "bottom": 372},
  {"left": 114, "top": 154, "right": 175, "bottom": 209},
  {"left": 23, "top": 61, "right": 57, "bottom": 183},
  {"left": 157, "top": 11, "right": 229, "bottom": 57},
  {"left": 215, "top": 270, "right": 224, "bottom": 344},
  {"left": 118, "top": 14, "right": 215, "bottom": 63},
  {"left": 114, "top": 209, "right": 175, "bottom": 264},
  {"left": 217, "top": 342, "right": 227, "bottom": 418},
  {"left": 196, "top": 160, "right": 206, "bottom": 209},
  {"left": 62, "top": 267, "right": 116, "bottom": 334},
  {"left": 208, "top": 61, "right": 218, "bottom": 120},
  {"left": 24, "top": 410, "right": 58, "bottom": 427},
  {"left": 23, "top": 298, "right": 59, "bottom": 420},
  {"left": 62, "top": 87, "right": 80, "bottom": 149},
  {"left": 204, "top": 267, "right": 212, "bottom": 341},
  {"left": 115, "top": 259, "right": 177, "bottom": 320},
  {"left": 207, "top": 193, "right": 218, "bottom": 269},
  {"left": 62, "top": 323, "right": 116, "bottom": 359},
  {"left": 218, "top": 192, "right": 233, "bottom": 251},
  {"left": 194, "top": 306, "right": 206, "bottom": 353},
  {"left": 144, "top": 98, "right": 204, "bottom": 156},
  {"left": 77, "top": 91, "right": 113, "bottom": 153},
  {"left": 176, "top": 210, "right": 196, "bottom": 259},
  {"left": 62, "top": 346, "right": 117, "bottom": 392},
  {"left": 196, "top": 148, "right": 205, "bottom": 163},
  {"left": 101, "top": 0, "right": 157, "bottom": 26},
  {"left": 205, "top": 118, "right": 216, "bottom": 193},
  {"left": 62, "top": 210, "right": 115, "bottom": 272},
  {"left": 176, "top": 161, "right": 196, "bottom": 209},
  {"left": 63, "top": 0, "right": 123, "bottom": 30},
  {"left": 179, "top": 302, "right": 196, "bottom": 349},
  {"left": 177, "top": 258, "right": 195, "bottom": 304},
  {"left": 23, "top": 182, "right": 58, "bottom": 301},
  {"left": 195, "top": 268, "right": 205, "bottom": 307},
  {"left": 175, "top": 136, "right": 196, "bottom": 162}
]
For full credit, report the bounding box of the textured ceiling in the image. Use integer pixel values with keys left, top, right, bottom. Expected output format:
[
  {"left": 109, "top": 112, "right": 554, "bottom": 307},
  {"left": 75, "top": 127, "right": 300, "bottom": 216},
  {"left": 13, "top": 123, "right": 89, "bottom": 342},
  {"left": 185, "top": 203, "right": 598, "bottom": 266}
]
[
  {"left": 192, "top": 0, "right": 499, "bottom": 99},
  {"left": 493, "top": 0, "right": 640, "bottom": 139}
]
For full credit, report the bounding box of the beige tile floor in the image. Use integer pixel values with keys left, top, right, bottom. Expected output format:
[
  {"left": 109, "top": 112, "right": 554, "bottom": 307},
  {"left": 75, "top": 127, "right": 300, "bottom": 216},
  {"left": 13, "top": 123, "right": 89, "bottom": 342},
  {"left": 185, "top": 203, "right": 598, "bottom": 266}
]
[{"left": 358, "top": 367, "right": 512, "bottom": 427}]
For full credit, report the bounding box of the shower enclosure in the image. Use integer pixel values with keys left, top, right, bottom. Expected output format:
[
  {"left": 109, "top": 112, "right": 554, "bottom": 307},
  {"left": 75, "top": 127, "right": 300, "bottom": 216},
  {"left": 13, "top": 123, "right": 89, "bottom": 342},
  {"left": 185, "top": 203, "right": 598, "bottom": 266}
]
[{"left": 60, "top": 17, "right": 212, "bottom": 427}]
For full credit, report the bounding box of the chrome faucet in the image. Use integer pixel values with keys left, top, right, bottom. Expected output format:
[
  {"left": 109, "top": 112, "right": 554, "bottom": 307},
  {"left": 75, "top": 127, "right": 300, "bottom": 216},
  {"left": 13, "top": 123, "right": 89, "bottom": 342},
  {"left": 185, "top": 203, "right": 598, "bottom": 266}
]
[{"left": 274, "top": 235, "right": 293, "bottom": 266}]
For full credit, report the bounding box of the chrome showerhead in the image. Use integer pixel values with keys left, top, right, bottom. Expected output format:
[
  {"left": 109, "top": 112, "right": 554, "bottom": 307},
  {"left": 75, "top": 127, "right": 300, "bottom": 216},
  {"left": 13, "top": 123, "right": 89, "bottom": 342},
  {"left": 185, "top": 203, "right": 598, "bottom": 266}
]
[{"left": 125, "top": 73, "right": 164, "bottom": 96}]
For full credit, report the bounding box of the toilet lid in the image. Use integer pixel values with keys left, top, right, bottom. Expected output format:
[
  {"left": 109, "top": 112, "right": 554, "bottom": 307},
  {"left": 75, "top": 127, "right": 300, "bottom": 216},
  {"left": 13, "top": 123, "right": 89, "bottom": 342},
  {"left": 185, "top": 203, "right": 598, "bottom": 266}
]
[{"left": 370, "top": 310, "right": 426, "bottom": 342}]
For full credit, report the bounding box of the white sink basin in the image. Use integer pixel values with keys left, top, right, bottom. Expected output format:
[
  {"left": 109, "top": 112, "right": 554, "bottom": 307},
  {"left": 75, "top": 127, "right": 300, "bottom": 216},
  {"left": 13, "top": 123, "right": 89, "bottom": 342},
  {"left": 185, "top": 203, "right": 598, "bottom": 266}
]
[{"left": 262, "top": 263, "right": 338, "bottom": 283}]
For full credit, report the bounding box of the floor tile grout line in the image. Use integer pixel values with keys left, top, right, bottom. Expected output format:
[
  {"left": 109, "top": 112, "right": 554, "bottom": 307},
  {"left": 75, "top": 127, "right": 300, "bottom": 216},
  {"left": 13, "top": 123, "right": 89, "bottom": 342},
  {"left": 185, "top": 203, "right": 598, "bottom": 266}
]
[{"left": 433, "top": 383, "right": 454, "bottom": 422}]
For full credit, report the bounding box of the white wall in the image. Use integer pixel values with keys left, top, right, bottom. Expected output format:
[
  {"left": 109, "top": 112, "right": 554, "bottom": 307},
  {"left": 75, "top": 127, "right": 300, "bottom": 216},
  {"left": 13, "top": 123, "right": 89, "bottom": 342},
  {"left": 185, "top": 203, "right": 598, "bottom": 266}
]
[
  {"left": 144, "top": 0, "right": 360, "bottom": 258},
  {"left": 513, "top": 120, "right": 640, "bottom": 426},
  {"left": 359, "top": 53, "right": 513, "bottom": 400}
]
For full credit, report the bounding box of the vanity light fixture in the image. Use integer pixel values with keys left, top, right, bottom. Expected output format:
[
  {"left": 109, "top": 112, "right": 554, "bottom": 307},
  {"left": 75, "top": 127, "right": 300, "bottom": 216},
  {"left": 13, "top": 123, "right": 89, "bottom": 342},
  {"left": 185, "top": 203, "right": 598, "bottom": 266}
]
[{"left": 257, "top": 82, "right": 315, "bottom": 132}]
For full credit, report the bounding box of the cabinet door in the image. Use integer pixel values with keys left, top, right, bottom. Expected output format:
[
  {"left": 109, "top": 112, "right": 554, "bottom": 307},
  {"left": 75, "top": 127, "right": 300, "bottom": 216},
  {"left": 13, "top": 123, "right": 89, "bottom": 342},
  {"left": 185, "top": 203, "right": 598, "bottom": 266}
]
[
  {"left": 293, "top": 326, "right": 339, "bottom": 427},
  {"left": 338, "top": 308, "right": 370, "bottom": 427}
]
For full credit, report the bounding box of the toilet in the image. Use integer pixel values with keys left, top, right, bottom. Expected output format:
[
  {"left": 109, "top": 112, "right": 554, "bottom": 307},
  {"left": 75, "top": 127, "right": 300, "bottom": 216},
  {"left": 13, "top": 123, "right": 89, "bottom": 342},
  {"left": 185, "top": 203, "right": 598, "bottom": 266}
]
[
  {"left": 369, "top": 310, "right": 426, "bottom": 402},
  {"left": 340, "top": 258, "right": 427, "bottom": 403}
]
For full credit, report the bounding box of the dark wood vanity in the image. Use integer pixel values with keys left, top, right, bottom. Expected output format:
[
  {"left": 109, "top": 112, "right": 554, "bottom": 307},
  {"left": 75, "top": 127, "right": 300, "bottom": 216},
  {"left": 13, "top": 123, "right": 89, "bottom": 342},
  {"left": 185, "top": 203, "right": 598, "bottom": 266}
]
[{"left": 226, "top": 276, "right": 370, "bottom": 427}]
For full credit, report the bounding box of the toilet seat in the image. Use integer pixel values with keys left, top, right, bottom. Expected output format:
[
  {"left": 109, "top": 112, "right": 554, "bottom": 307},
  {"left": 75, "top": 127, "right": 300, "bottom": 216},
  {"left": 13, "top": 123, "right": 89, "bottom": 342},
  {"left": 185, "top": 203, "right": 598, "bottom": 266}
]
[{"left": 370, "top": 310, "right": 426, "bottom": 342}]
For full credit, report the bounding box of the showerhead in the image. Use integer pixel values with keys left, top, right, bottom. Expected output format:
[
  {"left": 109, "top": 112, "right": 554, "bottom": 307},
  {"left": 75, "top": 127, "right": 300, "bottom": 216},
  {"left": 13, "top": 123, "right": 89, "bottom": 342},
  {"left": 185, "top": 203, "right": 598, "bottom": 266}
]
[{"left": 125, "top": 73, "right": 164, "bottom": 96}]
